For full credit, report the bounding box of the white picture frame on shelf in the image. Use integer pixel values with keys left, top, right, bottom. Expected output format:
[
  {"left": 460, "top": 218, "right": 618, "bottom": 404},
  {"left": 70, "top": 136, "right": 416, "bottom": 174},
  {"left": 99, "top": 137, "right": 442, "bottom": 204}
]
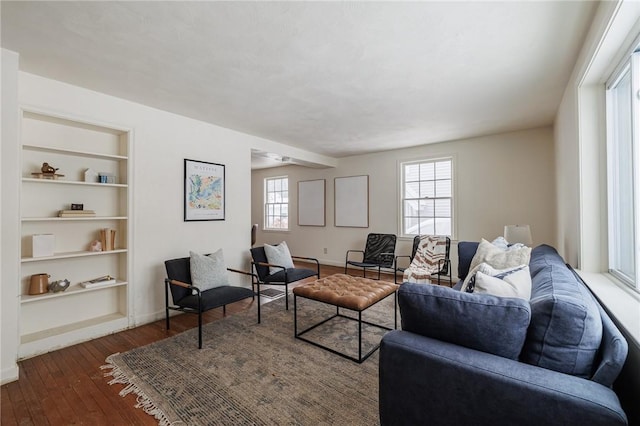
[{"left": 84, "top": 168, "right": 98, "bottom": 183}]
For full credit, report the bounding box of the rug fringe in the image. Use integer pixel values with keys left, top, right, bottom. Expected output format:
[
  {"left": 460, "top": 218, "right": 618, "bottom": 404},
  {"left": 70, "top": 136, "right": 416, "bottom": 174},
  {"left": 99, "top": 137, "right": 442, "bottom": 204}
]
[{"left": 102, "top": 353, "right": 183, "bottom": 426}]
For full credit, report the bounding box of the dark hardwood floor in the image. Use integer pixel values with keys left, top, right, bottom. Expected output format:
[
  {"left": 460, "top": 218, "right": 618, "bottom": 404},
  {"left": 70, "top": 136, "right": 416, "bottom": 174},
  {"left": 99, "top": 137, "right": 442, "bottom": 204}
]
[{"left": 1, "top": 264, "right": 395, "bottom": 425}]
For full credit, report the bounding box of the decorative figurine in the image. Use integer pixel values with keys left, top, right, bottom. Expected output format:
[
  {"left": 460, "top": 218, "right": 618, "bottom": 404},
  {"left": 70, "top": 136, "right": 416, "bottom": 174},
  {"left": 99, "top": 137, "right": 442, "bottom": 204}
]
[
  {"left": 41, "top": 162, "right": 58, "bottom": 175},
  {"left": 32, "top": 162, "right": 65, "bottom": 180},
  {"left": 89, "top": 240, "right": 102, "bottom": 252}
]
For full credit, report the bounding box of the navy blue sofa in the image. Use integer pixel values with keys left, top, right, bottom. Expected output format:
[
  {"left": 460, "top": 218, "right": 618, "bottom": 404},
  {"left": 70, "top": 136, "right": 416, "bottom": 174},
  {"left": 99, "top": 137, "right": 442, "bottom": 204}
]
[{"left": 379, "top": 243, "right": 628, "bottom": 425}]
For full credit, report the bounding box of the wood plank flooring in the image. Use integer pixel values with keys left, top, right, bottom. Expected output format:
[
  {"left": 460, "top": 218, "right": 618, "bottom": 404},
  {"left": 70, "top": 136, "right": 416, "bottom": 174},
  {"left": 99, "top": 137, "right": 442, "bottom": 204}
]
[{"left": 1, "top": 264, "right": 396, "bottom": 425}]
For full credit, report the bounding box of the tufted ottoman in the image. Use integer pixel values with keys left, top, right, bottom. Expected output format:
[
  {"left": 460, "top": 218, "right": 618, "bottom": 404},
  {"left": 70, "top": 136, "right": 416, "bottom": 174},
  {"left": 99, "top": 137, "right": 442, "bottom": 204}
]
[{"left": 293, "top": 274, "right": 399, "bottom": 363}]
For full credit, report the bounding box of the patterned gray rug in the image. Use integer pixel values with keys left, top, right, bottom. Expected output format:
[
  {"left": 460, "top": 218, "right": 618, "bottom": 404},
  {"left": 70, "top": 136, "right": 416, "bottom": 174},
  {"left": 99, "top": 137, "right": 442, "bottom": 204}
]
[
  {"left": 259, "top": 288, "right": 285, "bottom": 299},
  {"left": 103, "top": 292, "right": 397, "bottom": 425}
]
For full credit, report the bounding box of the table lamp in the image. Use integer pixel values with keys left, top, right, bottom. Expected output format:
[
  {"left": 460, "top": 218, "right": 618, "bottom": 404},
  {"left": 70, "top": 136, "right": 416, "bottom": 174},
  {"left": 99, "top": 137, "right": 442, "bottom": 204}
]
[{"left": 504, "top": 224, "right": 533, "bottom": 246}]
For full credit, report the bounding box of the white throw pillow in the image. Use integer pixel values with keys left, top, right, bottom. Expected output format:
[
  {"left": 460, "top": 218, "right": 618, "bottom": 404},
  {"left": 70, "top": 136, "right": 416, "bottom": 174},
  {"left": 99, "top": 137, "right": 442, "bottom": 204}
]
[
  {"left": 189, "top": 249, "right": 230, "bottom": 292},
  {"left": 491, "top": 236, "right": 509, "bottom": 250},
  {"left": 468, "top": 238, "right": 532, "bottom": 275},
  {"left": 264, "top": 241, "right": 295, "bottom": 275},
  {"left": 471, "top": 264, "right": 532, "bottom": 300}
]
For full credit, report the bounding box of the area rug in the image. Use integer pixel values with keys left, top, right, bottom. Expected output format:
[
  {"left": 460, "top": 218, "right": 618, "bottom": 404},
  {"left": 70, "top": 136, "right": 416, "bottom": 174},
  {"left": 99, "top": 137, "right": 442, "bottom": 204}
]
[
  {"left": 258, "top": 288, "right": 285, "bottom": 299},
  {"left": 102, "top": 292, "right": 397, "bottom": 425}
]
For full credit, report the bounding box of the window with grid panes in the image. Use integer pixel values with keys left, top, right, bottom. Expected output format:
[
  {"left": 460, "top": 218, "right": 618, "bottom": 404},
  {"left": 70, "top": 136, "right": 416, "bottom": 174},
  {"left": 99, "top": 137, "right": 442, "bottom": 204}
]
[
  {"left": 264, "top": 176, "right": 289, "bottom": 230},
  {"left": 401, "top": 158, "right": 453, "bottom": 237}
]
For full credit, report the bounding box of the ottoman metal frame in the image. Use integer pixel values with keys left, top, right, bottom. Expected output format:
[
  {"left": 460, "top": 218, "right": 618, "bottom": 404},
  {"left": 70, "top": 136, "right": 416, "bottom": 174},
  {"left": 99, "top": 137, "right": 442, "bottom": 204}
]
[{"left": 293, "top": 289, "right": 397, "bottom": 364}]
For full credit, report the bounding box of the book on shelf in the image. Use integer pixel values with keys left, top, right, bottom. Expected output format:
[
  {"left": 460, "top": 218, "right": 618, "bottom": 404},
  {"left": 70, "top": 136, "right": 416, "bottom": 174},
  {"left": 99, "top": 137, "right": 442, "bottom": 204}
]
[
  {"left": 58, "top": 209, "right": 96, "bottom": 217},
  {"left": 80, "top": 275, "right": 117, "bottom": 288}
]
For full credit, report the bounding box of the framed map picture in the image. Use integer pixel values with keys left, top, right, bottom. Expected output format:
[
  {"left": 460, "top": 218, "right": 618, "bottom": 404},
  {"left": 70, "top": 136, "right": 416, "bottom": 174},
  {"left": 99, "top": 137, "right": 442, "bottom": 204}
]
[{"left": 184, "top": 159, "right": 225, "bottom": 221}]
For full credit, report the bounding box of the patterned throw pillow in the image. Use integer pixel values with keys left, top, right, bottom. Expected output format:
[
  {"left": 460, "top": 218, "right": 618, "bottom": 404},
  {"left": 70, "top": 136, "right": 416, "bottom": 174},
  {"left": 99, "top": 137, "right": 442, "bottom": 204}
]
[
  {"left": 463, "top": 263, "right": 532, "bottom": 300},
  {"left": 189, "top": 249, "right": 231, "bottom": 292},
  {"left": 264, "top": 241, "right": 295, "bottom": 275}
]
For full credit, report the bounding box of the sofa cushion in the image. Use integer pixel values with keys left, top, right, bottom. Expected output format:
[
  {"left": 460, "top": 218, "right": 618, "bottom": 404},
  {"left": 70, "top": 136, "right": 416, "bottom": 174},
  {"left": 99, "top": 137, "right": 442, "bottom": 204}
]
[
  {"left": 399, "top": 283, "right": 531, "bottom": 360},
  {"left": 457, "top": 241, "right": 479, "bottom": 280},
  {"left": 528, "top": 244, "right": 567, "bottom": 277},
  {"left": 520, "top": 246, "right": 603, "bottom": 378}
]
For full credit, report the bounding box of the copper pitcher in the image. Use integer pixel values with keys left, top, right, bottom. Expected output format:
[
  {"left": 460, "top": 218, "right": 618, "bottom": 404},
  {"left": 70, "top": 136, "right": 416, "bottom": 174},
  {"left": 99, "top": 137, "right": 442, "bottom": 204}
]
[{"left": 29, "top": 273, "right": 50, "bottom": 295}]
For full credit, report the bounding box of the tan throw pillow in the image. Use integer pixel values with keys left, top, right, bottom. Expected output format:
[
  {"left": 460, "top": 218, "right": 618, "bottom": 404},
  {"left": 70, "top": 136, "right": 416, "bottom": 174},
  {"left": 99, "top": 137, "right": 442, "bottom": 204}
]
[{"left": 469, "top": 238, "right": 532, "bottom": 273}]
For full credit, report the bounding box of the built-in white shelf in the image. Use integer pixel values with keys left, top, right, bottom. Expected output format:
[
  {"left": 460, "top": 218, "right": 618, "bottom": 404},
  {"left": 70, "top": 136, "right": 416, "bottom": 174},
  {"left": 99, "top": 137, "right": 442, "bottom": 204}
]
[
  {"left": 20, "top": 280, "right": 128, "bottom": 304},
  {"left": 20, "top": 312, "right": 128, "bottom": 355},
  {"left": 21, "top": 249, "right": 127, "bottom": 263},
  {"left": 21, "top": 177, "right": 127, "bottom": 188},
  {"left": 22, "top": 216, "right": 127, "bottom": 222},
  {"left": 22, "top": 144, "right": 128, "bottom": 160},
  {"left": 19, "top": 106, "right": 132, "bottom": 360}
]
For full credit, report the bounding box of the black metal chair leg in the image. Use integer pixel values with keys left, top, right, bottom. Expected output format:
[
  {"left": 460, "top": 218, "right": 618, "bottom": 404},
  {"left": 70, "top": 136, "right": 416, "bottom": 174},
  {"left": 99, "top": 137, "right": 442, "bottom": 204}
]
[
  {"left": 257, "top": 282, "right": 261, "bottom": 324},
  {"left": 285, "top": 284, "right": 289, "bottom": 310},
  {"left": 198, "top": 311, "right": 203, "bottom": 349}
]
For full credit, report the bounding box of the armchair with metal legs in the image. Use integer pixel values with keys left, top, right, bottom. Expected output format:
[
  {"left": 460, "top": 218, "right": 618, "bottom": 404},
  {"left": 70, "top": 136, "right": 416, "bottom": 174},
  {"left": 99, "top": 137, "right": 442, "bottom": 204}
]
[
  {"left": 344, "top": 233, "right": 397, "bottom": 280},
  {"left": 397, "top": 235, "right": 452, "bottom": 286},
  {"left": 164, "top": 256, "right": 259, "bottom": 349}
]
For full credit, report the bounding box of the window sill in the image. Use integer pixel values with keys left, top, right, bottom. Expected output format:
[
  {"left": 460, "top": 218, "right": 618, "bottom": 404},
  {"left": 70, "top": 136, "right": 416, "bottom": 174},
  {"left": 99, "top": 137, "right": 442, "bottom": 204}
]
[
  {"left": 576, "top": 270, "right": 640, "bottom": 349},
  {"left": 262, "top": 229, "right": 290, "bottom": 234}
]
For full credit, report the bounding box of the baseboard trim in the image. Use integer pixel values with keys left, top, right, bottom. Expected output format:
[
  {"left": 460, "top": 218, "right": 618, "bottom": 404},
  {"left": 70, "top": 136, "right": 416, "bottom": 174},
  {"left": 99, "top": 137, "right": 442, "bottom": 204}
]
[{"left": 1, "top": 364, "right": 19, "bottom": 385}]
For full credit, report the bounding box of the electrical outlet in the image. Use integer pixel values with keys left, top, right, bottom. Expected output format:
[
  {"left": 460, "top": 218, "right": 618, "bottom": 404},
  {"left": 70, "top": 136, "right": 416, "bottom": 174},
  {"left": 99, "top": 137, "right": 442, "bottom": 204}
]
[{"left": 323, "top": 248, "right": 328, "bottom": 254}]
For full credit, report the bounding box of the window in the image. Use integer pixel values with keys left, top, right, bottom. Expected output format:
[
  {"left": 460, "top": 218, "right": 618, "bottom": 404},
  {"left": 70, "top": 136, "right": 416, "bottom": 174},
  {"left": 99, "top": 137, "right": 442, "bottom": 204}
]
[
  {"left": 606, "top": 50, "right": 640, "bottom": 291},
  {"left": 400, "top": 157, "right": 453, "bottom": 237},
  {"left": 264, "top": 176, "right": 289, "bottom": 230}
]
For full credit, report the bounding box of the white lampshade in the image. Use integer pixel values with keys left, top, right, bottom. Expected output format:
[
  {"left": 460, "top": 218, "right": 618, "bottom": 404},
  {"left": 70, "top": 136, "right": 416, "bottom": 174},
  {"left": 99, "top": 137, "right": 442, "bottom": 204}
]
[{"left": 504, "top": 225, "right": 533, "bottom": 246}]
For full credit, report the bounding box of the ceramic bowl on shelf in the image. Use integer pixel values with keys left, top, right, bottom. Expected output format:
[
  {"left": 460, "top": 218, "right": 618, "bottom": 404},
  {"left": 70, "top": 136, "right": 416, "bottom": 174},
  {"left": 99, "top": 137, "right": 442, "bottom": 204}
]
[{"left": 49, "top": 279, "right": 70, "bottom": 293}]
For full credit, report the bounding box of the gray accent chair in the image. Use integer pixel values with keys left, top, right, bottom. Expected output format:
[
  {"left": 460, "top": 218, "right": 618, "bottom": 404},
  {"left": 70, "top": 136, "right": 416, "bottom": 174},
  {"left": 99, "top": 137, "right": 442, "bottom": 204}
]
[{"left": 250, "top": 245, "right": 320, "bottom": 311}]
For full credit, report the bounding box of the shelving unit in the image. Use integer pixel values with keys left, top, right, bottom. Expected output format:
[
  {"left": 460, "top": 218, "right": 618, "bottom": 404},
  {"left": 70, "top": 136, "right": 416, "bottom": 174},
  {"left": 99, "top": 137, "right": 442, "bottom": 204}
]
[{"left": 19, "top": 107, "right": 133, "bottom": 359}]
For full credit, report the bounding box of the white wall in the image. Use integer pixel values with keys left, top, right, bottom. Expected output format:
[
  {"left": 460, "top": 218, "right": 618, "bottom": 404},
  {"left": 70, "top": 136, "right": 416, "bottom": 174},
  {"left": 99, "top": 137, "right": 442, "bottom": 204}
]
[
  {"left": 555, "top": 0, "right": 640, "bottom": 269},
  {"left": 1, "top": 49, "right": 21, "bottom": 384},
  {"left": 252, "top": 126, "right": 556, "bottom": 277},
  {"left": 1, "top": 67, "right": 325, "bottom": 382}
]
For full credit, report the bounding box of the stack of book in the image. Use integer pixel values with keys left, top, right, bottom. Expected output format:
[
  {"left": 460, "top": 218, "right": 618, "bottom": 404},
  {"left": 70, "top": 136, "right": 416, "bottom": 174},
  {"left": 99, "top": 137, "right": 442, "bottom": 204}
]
[{"left": 58, "top": 209, "right": 96, "bottom": 218}]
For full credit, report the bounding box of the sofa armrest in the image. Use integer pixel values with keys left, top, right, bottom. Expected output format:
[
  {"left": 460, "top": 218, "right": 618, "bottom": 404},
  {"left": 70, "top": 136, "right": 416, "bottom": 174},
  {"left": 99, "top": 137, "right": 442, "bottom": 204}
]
[{"left": 379, "top": 330, "right": 627, "bottom": 426}]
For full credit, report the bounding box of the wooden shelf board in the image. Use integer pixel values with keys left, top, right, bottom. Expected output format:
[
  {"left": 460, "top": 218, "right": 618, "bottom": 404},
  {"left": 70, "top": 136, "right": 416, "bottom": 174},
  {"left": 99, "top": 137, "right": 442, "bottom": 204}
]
[{"left": 21, "top": 280, "right": 128, "bottom": 304}]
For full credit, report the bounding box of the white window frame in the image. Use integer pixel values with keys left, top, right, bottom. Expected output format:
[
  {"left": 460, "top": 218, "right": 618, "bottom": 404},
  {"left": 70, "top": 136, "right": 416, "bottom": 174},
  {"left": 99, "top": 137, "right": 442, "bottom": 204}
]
[
  {"left": 606, "top": 49, "right": 640, "bottom": 292},
  {"left": 264, "top": 176, "right": 289, "bottom": 231},
  {"left": 399, "top": 156, "right": 455, "bottom": 239}
]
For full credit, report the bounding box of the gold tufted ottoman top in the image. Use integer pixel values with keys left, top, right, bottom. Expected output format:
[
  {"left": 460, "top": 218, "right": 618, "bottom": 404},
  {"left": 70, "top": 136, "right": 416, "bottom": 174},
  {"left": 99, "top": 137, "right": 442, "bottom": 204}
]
[{"left": 293, "top": 274, "right": 399, "bottom": 311}]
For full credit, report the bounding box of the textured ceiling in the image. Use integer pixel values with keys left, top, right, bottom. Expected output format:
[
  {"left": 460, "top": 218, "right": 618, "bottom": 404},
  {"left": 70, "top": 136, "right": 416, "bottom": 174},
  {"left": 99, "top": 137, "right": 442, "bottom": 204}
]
[{"left": 2, "top": 1, "right": 596, "bottom": 164}]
